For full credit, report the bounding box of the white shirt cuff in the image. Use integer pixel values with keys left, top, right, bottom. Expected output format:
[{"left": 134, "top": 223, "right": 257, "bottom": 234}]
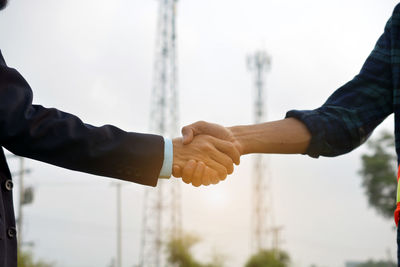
[{"left": 159, "top": 137, "right": 173, "bottom": 179}]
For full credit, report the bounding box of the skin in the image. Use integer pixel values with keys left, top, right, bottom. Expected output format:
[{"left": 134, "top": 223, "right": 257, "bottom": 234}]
[
  {"left": 0, "top": 1, "right": 241, "bottom": 187},
  {"left": 173, "top": 118, "right": 312, "bottom": 185},
  {"left": 172, "top": 135, "right": 240, "bottom": 187}
]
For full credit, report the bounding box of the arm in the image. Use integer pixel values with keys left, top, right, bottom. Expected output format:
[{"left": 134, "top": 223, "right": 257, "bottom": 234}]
[
  {"left": 0, "top": 58, "right": 164, "bottom": 186},
  {"left": 0, "top": 53, "right": 237, "bottom": 187},
  {"left": 229, "top": 118, "right": 311, "bottom": 155},
  {"left": 173, "top": 119, "right": 310, "bottom": 185},
  {"left": 180, "top": 118, "right": 311, "bottom": 156},
  {"left": 177, "top": 5, "right": 398, "bottom": 180}
]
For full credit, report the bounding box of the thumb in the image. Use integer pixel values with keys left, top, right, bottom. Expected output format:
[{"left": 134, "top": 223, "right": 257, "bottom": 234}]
[{"left": 181, "top": 126, "right": 194, "bottom": 145}]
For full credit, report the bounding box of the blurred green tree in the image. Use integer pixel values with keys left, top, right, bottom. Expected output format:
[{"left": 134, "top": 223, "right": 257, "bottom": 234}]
[
  {"left": 356, "top": 259, "right": 396, "bottom": 267},
  {"left": 244, "top": 249, "right": 290, "bottom": 267},
  {"left": 359, "top": 131, "right": 397, "bottom": 219},
  {"left": 166, "top": 233, "right": 223, "bottom": 267},
  {"left": 18, "top": 249, "right": 54, "bottom": 267}
]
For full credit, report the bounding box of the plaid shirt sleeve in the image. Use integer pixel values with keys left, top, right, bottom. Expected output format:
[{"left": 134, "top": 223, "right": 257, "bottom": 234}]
[{"left": 286, "top": 9, "right": 396, "bottom": 158}]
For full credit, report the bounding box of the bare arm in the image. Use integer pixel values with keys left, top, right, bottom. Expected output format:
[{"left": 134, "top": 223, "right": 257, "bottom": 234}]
[
  {"left": 229, "top": 118, "right": 311, "bottom": 155},
  {"left": 181, "top": 118, "right": 311, "bottom": 156},
  {"left": 174, "top": 119, "right": 311, "bottom": 186}
]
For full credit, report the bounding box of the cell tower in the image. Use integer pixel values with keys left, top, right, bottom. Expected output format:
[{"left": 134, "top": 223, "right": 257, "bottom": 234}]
[
  {"left": 247, "top": 50, "right": 272, "bottom": 252},
  {"left": 139, "top": 1, "right": 181, "bottom": 267}
]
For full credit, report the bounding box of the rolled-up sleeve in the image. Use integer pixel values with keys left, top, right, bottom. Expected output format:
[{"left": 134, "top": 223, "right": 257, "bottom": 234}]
[{"left": 286, "top": 11, "right": 395, "bottom": 158}]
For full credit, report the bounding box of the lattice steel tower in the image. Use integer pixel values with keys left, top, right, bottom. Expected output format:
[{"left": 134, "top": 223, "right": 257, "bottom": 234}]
[
  {"left": 139, "top": 1, "right": 181, "bottom": 266},
  {"left": 247, "top": 51, "right": 272, "bottom": 252}
]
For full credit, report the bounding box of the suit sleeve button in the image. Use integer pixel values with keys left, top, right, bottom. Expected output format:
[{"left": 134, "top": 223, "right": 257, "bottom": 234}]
[
  {"left": 4, "top": 180, "right": 13, "bottom": 191},
  {"left": 7, "top": 227, "right": 16, "bottom": 239}
]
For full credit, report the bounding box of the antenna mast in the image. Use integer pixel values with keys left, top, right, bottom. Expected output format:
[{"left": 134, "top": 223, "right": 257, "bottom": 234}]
[
  {"left": 247, "top": 50, "right": 272, "bottom": 252},
  {"left": 140, "top": 0, "right": 181, "bottom": 266}
]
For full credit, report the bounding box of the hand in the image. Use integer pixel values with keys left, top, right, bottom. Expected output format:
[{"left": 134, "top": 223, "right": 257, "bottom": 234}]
[
  {"left": 172, "top": 135, "right": 240, "bottom": 187},
  {"left": 181, "top": 121, "right": 242, "bottom": 153},
  {"left": 173, "top": 121, "right": 243, "bottom": 183}
]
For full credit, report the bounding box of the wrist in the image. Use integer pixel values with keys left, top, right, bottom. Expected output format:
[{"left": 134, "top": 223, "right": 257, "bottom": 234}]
[
  {"left": 159, "top": 137, "right": 173, "bottom": 178},
  {"left": 172, "top": 138, "right": 181, "bottom": 166},
  {"left": 229, "top": 126, "right": 249, "bottom": 155}
]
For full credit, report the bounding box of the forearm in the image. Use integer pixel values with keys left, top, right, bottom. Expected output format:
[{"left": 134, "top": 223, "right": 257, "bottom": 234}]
[
  {"left": 4, "top": 107, "right": 164, "bottom": 185},
  {"left": 229, "top": 118, "right": 311, "bottom": 155}
]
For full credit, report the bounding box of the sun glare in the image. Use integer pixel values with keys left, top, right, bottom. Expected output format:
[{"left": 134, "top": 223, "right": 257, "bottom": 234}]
[{"left": 204, "top": 187, "right": 229, "bottom": 207}]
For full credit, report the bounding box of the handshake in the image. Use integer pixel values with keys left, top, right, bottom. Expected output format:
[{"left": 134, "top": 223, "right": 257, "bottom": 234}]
[
  {"left": 171, "top": 118, "right": 311, "bottom": 186},
  {"left": 172, "top": 121, "right": 242, "bottom": 187}
]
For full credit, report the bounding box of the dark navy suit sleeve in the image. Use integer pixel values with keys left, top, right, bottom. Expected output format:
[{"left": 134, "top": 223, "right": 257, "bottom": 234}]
[{"left": 0, "top": 53, "right": 164, "bottom": 187}]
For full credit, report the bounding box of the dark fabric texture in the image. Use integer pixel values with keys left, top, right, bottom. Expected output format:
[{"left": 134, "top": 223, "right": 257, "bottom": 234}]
[
  {"left": 284, "top": 3, "right": 400, "bottom": 265},
  {"left": 0, "top": 49, "right": 164, "bottom": 266},
  {"left": 398, "top": 225, "right": 400, "bottom": 266},
  {"left": 286, "top": 6, "right": 398, "bottom": 159}
]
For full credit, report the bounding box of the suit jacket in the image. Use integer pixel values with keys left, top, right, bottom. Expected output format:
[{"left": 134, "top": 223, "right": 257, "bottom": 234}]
[{"left": 0, "top": 50, "right": 164, "bottom": 267}]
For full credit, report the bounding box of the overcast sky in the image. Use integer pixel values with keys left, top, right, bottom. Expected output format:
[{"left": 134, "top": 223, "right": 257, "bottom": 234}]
[{"left": 1, "top": 0, "right": 399, "bottom": 267}]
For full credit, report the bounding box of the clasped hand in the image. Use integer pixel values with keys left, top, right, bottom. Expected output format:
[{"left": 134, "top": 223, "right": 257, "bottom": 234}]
[{"left": 172, "top": 121, "right": 242, "bottom": 187}]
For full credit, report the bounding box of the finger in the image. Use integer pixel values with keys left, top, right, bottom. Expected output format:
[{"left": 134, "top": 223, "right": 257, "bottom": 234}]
[
  {"left": 182, "top": 121, "right": 231, "bottom": 145},
  {"left": 181, "top": 126, "right": 194, "bottom": 145},
  {"left": 209, "top": 168, "right": 219, "bottom": 184},
  {"left": 193, "top": 121, "right": 229, "bottom": 140},
  {"left": 182, "top": 160, "right": 197, "bottom": 184},
  {"left": 201, "top": 166, "right": 212, "bottom": 186},
  {"left": 219, "top": 169, "right": 228, "bottom": 181},
  {"left": 205, "top": 160, "right": 228, "bottom": 181},
  {"left": 209, "top": 149, "right": 234, "bottom": 175},
  {"left": 212, "top": 138, "right": 241, "bottom": 165},
  {"left": 172, "top": 165, "right": 182, "bottom": 178},
  {"left": 192, "top": 162, "right": 205, "bottom": 187}
]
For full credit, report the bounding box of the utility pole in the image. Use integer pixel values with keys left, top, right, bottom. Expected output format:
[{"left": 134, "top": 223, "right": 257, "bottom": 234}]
[
  {"left": 5, "top": 155, "right": 33, "bottom": 250},
  {"left": 112, "top": 183, "right": 122, "bottom": 267},
  {"left": 17, "top": 157, "right": 24, "bottom": 249},
  {"left": 14, "top": 157, "right": 32, "bottom": 249},
  {"left": 116, "top": 183, "right": 122, "bottom": 267},
  {"left": 247, "top": 50, "right": 272, "bottom": 252},
  {"left": 271, "top": 226, "right": 284, "bottom": 254},
  {"left": 140, "top": 0, "right": 181, "bottom": 266},
  {"left": 386, "top": 247, "right": 393, "bottom": 262}
]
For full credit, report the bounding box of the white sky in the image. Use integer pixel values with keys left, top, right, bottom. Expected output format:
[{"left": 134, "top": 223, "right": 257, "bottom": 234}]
[{"left": 0, "top": 0, "right": 399, "bottom": 266}]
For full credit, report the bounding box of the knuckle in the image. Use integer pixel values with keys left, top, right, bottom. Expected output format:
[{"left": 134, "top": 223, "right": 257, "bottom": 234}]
[
  {"left": 202, "top": 143, "right": 213, "bottom": 152},
  {"left": 226, "top": 141, "right": 235, "bottom": 150},
  {"left": 181, "top": 126, "right": 188, "bottom": 133},
  {"left": 197, "top": 120, "right": 206, "bottom": 126},
  {"left": 227, "top": 143, "right": 238, "bottom": 155}
]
